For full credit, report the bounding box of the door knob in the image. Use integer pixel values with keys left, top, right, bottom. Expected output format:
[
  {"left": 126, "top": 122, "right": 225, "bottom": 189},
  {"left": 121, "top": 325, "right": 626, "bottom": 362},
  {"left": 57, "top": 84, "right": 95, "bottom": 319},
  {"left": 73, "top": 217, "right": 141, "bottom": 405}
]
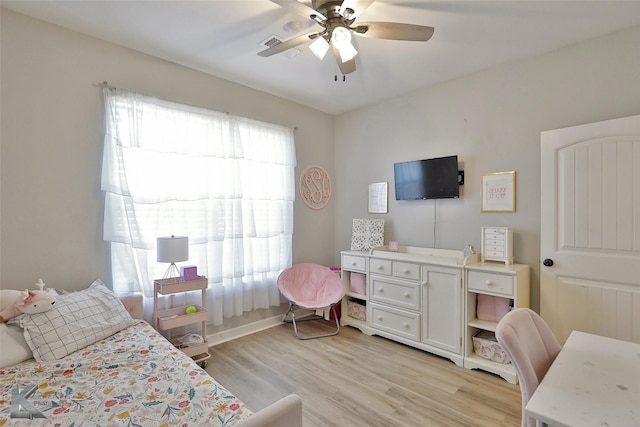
[{"left": 543, "top": 259, "right": 554, "bottom": 267}]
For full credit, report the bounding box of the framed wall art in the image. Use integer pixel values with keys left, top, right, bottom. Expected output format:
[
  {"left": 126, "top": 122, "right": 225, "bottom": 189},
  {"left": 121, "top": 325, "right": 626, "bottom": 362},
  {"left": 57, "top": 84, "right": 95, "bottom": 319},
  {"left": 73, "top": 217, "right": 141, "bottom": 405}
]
[
  {"left": 368, "top": 182, "right": 388, "bottom": 214},
  {"left": 481, "top": 171, "right": 516, "bottom": 212}
]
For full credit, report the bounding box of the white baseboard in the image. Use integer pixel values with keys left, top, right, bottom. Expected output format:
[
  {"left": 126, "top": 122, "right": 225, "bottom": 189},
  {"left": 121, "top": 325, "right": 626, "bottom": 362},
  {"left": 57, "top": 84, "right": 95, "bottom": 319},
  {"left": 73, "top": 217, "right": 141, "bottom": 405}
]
[
  {"left": 206, "top": 308, "right": 315, "bottom": 346},
  {"left": 207, "top": 314, "right": 284, "bottom": 346}
]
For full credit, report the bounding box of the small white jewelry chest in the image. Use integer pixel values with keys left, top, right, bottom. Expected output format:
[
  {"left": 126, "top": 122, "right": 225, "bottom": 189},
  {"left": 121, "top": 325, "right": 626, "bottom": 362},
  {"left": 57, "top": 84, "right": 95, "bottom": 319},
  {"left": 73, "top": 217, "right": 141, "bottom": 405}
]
[{"left": 481, "top": 227, "right": 513, "bottom": 265}]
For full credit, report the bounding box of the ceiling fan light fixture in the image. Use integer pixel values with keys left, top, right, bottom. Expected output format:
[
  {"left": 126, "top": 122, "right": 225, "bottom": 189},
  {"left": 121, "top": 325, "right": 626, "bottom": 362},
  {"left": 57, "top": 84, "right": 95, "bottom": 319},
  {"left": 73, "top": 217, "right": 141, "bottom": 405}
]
[
  {"left": 337, "top": 42, "right": 358, "bottom": 63},
  {"left": 309, "top": 36, "right": 330, "bottom": 60},
  {"left": 331, "top": 26, "right": 358, "bottom": 63},
  {"left": 331, "top": 26, "right": 351, "bottom": 46}
]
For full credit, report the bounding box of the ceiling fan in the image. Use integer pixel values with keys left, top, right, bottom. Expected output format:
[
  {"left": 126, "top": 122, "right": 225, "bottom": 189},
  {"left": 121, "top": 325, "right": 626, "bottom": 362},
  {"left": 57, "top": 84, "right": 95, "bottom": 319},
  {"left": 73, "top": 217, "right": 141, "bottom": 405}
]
[{"left": 258, "top": 0, "right": 434, "bottom": 75}]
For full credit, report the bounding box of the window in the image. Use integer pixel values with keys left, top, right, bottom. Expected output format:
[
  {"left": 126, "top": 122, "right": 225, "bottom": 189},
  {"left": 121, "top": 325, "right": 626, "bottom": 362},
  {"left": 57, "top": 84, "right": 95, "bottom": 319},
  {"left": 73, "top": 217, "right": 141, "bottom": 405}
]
[{"left": 101, "top": 88, "right": 295, "bottom": 325}]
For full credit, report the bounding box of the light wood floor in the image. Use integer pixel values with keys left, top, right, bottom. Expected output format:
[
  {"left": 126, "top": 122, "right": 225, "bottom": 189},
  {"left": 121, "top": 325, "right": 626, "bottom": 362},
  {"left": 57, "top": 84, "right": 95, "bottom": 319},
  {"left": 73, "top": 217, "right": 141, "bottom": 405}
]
[{"left": 206, "top": 320, "right": 522, "bottom": 427}]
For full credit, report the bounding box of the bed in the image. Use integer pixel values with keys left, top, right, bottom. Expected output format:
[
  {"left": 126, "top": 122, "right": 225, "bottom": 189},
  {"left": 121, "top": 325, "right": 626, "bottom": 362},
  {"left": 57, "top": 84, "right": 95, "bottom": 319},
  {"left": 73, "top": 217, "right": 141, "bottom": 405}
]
[{"left": 0, "top": 280, "right": 302, "bottom": 426}]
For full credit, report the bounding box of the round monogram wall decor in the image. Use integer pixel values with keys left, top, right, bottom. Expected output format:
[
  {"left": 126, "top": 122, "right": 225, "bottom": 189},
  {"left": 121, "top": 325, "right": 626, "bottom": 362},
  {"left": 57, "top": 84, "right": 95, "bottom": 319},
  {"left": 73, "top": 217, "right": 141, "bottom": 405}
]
[{"left": 299, "top": 165, "right": 332, "bottom": 210}]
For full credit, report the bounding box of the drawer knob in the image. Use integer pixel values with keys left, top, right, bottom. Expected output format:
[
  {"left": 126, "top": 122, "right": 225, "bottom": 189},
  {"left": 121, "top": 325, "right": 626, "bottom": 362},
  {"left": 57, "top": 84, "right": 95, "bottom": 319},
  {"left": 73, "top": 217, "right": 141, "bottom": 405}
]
[
  {"left": 378, "top": 287, "right": 384, "bottom": 292},
  {"left": 403, "top": 268, "right": 410, "bottom": 274},
  {"left": 404, "top": 292, "right": 411, "bottom": 298},
  {"left": 351, "top": 262, "right": 357, "bottom": 266},
  {"left": 377, "top": 315, "right": 383, "bottom": 321},
  {"left": 378, "top": 265, "right": 384, "bottom": 270},
  {"left": 485, "top": 280, "right": 494, "bottom": 286},
  {"left": 403, "top": 322, "right": 410, "bottom": 328}
]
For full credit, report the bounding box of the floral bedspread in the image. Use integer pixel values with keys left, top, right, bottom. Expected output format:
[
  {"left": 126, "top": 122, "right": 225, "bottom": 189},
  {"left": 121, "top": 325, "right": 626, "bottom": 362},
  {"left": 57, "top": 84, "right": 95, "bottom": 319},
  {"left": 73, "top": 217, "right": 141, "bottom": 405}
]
[{"left": 0, "top": 321, "right": 252, "bottom": 426}]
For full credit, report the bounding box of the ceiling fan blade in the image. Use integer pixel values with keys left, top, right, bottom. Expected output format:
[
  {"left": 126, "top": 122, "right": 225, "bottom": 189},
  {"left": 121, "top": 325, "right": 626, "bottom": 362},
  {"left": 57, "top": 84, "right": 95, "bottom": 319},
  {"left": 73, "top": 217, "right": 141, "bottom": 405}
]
[
  {"left": 354, "top": 22, "right": 434, "bottom": 41},
  {"left": 332, "top": 45, "right": 357, "bottom": 75},
  {"left": 257, "top": 33, "right": 317, "bottom": 57},
  {"left": 270, "top": 0, "right": 326, "bottom": 21},
  {"left": 340, "top": 0, "right": 375, "bottom": 19}
]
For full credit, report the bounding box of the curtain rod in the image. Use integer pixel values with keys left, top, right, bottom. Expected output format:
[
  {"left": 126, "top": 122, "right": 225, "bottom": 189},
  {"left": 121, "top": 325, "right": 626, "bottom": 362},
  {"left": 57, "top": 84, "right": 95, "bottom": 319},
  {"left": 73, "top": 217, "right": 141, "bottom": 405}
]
[{"left": 92, "top": 81, "right": 298, "bottom": 131}]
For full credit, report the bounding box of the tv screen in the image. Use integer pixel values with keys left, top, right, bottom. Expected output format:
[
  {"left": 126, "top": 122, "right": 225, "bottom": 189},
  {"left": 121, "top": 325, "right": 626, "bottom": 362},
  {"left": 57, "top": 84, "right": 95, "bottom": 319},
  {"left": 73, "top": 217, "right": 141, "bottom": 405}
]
[{"left": 394, "top": 155, "right": 459, "bottom": 200}]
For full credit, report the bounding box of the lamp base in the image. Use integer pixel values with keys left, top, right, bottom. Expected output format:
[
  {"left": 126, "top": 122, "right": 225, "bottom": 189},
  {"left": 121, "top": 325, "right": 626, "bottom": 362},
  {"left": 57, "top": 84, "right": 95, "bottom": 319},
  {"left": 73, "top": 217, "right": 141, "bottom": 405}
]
[{"left": 162, "top": 263, "right": 182, "bottom": 281}]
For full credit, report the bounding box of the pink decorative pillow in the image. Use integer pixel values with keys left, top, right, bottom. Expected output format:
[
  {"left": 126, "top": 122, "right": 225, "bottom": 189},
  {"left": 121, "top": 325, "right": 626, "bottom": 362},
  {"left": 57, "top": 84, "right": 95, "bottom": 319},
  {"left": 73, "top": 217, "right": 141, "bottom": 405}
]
[{"left": 477, "top": 294, "right": 511, "bottom": 322}]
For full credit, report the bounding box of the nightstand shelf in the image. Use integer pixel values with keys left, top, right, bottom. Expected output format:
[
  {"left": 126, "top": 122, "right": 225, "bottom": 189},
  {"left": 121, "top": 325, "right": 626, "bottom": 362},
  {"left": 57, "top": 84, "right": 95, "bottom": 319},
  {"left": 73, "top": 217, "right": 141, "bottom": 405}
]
[{"left": 153, "top": 276, "right": 211, "bottom": 367}]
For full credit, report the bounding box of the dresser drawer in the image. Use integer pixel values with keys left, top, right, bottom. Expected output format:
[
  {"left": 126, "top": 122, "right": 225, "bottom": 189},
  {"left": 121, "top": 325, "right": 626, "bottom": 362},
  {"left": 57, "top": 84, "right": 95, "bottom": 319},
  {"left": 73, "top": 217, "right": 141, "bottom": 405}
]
[
  {"left": 370, "top": 258, "right": 392, "bottom": 275},
  {"left": 342, "top": 254, "right": 366, "bottom": 272},
  {"left": 484, "top": 241, "right": 505, "bottom": 253},
  {"left": 370, "top": 277, "right": 420, "bottom": 311},
  {"left": 484, "top": 227, "right": 509, "bottom": 239},
  {"left": 392, "top": 261, "right": 421, "bottom": 281},
  {"left": 371, "top": 303, "right": 420, "bottom": 342},
  {"left": 468, "top": 270, "right": 514, "bottom": 296},
  {"left": 483, "top": 250, "right": 506, "bottom": 258}
]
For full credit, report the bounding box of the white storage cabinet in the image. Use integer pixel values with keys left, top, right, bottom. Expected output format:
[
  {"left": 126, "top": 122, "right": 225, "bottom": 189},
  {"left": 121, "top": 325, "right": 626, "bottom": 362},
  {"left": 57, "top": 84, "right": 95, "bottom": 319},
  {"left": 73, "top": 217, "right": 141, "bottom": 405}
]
[
  {"left": 463, "top": 262, "right": 530, "bottom": 383},
  {"left": 340, "top": 251, "right": 372, "bottom": 334}
]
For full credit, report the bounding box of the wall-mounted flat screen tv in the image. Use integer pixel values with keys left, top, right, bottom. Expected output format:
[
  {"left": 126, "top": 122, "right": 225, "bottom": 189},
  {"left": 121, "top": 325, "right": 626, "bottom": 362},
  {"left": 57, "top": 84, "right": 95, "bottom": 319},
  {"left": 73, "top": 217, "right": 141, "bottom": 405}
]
[{"left": 394, "top": 155, "right": 460, "bottom": 200}]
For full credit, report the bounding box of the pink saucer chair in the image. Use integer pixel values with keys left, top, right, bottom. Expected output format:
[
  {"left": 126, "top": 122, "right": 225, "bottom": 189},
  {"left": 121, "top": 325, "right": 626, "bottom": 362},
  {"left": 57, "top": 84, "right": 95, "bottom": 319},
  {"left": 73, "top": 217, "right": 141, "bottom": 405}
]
[{"left": 277, "top": 263, "right": 345, "bottom": 340}]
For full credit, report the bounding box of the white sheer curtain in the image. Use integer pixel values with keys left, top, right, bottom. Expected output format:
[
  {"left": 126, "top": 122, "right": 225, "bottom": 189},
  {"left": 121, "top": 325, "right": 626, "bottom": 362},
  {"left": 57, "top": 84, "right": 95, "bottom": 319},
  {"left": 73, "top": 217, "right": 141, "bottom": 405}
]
[{"left": 101, "top": 88, "right": 295, "bottom": 325}]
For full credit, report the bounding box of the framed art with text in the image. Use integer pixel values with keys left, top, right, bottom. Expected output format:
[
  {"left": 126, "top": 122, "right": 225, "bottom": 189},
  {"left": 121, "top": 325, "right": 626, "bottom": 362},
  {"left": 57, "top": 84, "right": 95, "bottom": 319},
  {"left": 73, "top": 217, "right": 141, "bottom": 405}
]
[{"left": 481, "top": 171, "right": 516, "bottom": 212}]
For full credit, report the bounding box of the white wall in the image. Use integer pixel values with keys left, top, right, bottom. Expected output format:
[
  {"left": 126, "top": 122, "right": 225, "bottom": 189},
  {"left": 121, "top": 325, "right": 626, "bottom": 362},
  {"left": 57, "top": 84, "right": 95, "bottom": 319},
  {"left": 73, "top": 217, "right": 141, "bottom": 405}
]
[
  {"left": 0, "top": 8, "right": 335, "bottom": 291},
  {"left": 3, "top": 7, "right": 639, "bottom": 313},
  {"left": 334, "top": 25, "right": 640, "bottom": 311}
]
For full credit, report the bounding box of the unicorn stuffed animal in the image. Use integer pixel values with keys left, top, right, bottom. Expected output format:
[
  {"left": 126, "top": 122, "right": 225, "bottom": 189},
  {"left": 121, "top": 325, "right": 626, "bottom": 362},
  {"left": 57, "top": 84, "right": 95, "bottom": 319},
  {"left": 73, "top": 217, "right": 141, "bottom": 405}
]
[{"left": 0, "top": 279, "right": 57, "bottom": 322}]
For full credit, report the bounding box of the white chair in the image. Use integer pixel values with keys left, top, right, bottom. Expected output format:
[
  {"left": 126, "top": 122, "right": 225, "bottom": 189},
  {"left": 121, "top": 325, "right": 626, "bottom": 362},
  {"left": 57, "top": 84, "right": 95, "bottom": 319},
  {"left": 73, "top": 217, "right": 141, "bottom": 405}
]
[
  {"left": 277, "top": 263, "right": 345, "bottom": 340},
  {"left": 495, "top": 308, "right": 561, "bottom": 427}
]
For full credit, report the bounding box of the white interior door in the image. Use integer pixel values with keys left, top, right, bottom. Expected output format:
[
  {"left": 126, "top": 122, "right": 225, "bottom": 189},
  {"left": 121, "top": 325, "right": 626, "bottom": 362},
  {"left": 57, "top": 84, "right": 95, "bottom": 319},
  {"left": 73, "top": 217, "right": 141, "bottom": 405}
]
[{"left": 540, "top": 114, "right": 640, "bottom": 344}]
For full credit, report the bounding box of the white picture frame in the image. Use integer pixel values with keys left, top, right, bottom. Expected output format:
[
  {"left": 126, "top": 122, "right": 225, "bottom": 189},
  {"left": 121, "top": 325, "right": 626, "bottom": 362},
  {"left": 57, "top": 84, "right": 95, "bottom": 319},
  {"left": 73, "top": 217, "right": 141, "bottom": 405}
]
[
  {"left": 368, "top": 182, "right": 388, "bottom": 214},
  {"left": 481, "top": 171, "right": 516, "bottom": 212}
]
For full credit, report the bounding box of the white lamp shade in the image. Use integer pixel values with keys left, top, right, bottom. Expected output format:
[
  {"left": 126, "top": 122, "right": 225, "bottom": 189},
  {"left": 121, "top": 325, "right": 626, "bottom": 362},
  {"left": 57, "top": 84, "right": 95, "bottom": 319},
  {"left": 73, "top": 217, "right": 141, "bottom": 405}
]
[
  {"left": 157, "top": 236, "right": 189, "bottom": 263},
  {"left": 309, "top": 36, "right": 330, "bottom": 60},
  {"left": 337, "top": 42, "right": 358, "bottom": 62},
  {"left": 331, "top": 27, "right": 358, "bottom": 63}
]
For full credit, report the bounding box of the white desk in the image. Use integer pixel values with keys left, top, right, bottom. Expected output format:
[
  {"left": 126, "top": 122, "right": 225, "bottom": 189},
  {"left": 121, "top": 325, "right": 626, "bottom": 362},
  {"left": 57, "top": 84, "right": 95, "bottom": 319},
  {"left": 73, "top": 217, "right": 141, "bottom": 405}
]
[{"left": 525, "top": 330, "right": 640, "bottom": 427}]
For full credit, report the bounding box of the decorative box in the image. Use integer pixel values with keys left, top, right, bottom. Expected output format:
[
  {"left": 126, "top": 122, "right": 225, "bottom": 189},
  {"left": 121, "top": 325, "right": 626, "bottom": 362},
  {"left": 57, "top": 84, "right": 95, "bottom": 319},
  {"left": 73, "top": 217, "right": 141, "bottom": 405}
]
[
  {"left": 350, "top": 272, "right": 366, "bottom": 295},
  {"left": 346, "top": 299, "right": 366, "bottom": 321},
  {"left": 472, "top": 331, "right": 511, "bottom": 364},
  {"left": 180, "top": 265, "right": 198, "bottom": 281}
]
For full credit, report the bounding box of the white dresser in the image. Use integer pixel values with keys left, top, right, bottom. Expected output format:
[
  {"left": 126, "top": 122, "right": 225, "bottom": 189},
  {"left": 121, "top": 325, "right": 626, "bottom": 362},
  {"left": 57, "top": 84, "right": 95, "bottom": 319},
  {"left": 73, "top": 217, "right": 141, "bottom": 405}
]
[
  {"left": 342, "top": 246, "right": 479, "bottom": 367},
  {"left": 340, "top": 245, "right": 530, "bottom": 382}
]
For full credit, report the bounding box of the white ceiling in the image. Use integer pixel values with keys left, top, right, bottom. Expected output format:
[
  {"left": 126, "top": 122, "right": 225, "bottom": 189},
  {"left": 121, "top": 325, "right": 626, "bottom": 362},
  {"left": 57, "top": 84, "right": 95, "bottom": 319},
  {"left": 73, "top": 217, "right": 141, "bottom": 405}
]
[{"left": 4, "top": 0, "right": 640, "bottom": 115}]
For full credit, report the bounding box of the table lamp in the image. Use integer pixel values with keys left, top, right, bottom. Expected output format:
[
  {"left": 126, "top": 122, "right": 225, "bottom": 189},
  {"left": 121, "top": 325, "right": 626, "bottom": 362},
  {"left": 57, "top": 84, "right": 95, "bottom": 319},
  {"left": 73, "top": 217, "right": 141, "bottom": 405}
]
[{"left": 157, "top": 235, "right": 189, "bottom": 280}]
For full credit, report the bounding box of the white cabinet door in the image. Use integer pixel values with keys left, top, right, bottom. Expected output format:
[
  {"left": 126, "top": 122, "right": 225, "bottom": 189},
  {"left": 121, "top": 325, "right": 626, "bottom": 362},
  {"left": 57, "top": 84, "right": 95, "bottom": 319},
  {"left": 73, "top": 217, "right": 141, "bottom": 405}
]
[{"left": 422, "top": 265, "right": 463, "bottom": 354}]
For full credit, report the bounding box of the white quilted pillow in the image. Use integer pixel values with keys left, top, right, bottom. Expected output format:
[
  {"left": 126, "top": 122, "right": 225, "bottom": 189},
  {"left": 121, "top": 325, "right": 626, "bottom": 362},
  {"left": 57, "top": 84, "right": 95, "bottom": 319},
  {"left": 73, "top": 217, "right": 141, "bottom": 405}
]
[{"left": 18, "top": 279, "right": 135, "bottom": 362}]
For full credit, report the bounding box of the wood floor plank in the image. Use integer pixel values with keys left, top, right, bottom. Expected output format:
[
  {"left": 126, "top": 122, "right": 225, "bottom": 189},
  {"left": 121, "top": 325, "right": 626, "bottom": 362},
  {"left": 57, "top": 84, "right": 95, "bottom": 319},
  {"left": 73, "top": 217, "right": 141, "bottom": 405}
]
[{"left": 206, "top": 321, "right": 521, "bottom": 426}]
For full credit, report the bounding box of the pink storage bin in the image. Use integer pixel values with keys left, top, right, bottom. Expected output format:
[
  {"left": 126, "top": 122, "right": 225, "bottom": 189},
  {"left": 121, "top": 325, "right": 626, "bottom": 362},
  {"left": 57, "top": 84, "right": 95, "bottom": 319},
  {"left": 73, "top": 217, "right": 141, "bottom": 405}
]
[
  {"left": 476, "top": 294, "right": 511, "bottom": 322},
  {"left": 350, "top": 272, "right": 366, "bottom": 295}
]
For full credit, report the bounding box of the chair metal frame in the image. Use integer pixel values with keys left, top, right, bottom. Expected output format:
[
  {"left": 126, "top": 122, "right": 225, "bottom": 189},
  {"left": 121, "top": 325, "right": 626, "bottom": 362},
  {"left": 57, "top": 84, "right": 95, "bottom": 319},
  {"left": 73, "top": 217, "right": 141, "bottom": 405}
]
[{"left": 281, "top": 301, "right": 341, "bottom": 340}]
